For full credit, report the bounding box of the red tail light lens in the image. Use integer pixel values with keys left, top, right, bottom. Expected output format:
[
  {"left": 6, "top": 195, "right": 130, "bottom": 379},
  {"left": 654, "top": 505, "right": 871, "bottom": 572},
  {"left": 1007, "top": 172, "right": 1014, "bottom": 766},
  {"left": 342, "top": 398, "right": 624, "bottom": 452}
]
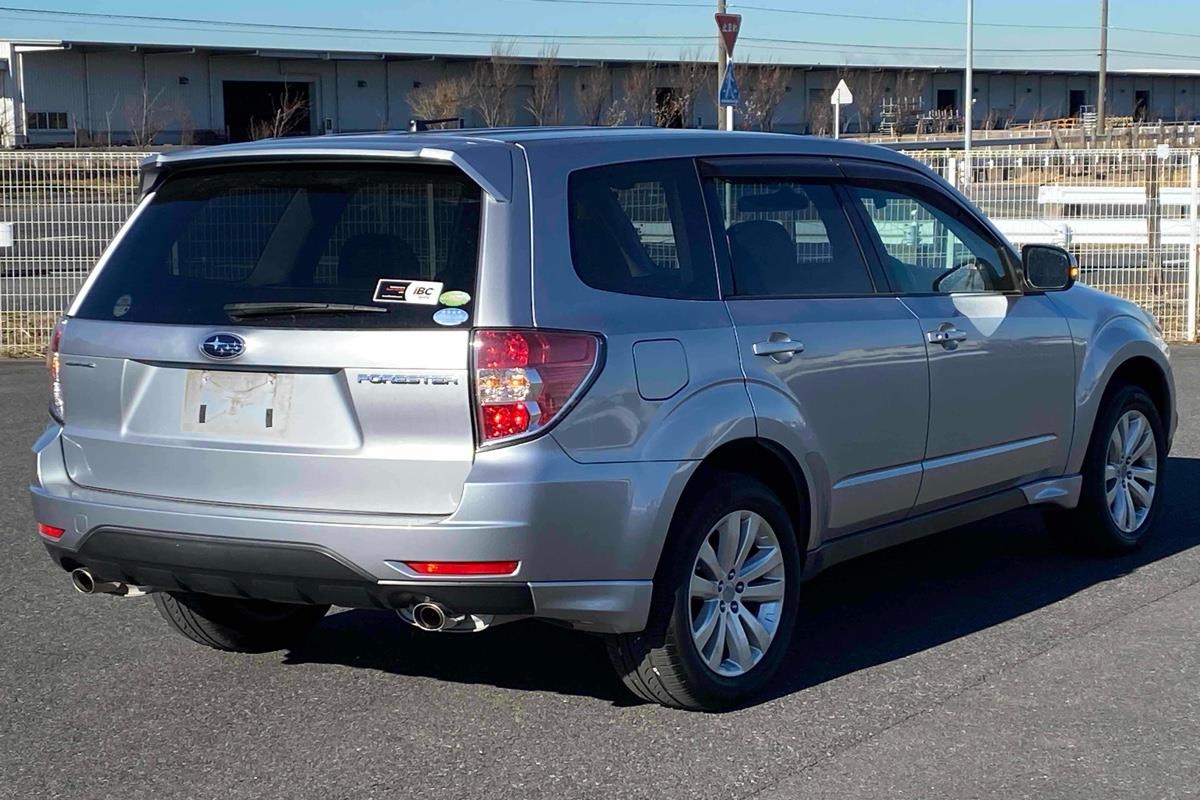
[
  {"left": 404, "top": 560, "right": 520, "bottom": 576},
  {"left": 472, "top": 329, "right": 600, "bottom": 446},
  {"left": 37, "top": 523, "right": 65, "bottom": 540},
  {"left": 46, "top": 317, "right": 67, "bottom": 422}
]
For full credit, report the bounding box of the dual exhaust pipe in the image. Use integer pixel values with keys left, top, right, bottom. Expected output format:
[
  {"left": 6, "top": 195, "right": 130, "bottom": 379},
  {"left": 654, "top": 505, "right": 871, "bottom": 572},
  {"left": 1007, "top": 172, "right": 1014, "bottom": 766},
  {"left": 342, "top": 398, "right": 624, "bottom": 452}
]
[{"left": 69, "top": 568, "right": 149, "bottom": 597}]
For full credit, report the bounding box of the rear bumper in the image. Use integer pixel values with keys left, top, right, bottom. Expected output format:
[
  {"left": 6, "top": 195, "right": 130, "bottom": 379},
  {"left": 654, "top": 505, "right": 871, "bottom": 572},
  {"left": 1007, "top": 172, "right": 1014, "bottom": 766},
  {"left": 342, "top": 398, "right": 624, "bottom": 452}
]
[{"left": 30, "top": 424, "right": 689, "bottom": 633}]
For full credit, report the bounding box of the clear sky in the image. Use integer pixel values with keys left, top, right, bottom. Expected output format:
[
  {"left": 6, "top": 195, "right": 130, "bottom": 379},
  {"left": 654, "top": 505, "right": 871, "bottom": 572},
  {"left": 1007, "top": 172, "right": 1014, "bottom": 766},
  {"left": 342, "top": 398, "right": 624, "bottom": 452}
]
[{"left": 2, "top": 1, "right": 1198, "bottom": 72}]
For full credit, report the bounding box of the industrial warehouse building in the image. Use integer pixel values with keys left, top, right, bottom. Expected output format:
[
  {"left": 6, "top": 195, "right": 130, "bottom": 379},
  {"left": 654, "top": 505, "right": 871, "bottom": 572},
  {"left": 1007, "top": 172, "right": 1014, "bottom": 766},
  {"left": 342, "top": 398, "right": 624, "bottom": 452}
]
[{"left": 2, "top": 37, "right": 1200, "bottom": 146}]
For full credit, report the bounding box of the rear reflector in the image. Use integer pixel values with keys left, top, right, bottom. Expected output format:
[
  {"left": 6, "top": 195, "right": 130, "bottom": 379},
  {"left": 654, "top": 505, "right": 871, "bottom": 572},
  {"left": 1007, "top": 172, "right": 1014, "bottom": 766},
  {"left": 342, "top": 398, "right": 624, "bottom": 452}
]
[
  {"left": 37, "top": 523, "right": 65, "bottom": 540},
  {"left": 472, "top": 329, "right": 600, "bottom": 446},
  {"left": 404, "top": 560, "right": 519, "bottom": 577}
]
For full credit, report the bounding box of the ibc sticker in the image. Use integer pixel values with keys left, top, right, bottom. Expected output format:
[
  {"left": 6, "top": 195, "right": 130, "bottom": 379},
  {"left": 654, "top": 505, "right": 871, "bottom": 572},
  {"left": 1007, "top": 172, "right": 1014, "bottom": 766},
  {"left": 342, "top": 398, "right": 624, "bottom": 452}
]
[{"left": 374, "top": 279, "right": 444, "bottom": 305}]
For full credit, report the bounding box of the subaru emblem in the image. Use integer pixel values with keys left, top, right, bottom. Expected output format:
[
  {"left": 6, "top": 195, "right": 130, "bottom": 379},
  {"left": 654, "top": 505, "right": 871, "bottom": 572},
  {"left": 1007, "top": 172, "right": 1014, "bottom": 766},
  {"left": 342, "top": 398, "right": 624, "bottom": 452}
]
[{"left": 200, "top": 332, "right": 245, "bottom": 360}]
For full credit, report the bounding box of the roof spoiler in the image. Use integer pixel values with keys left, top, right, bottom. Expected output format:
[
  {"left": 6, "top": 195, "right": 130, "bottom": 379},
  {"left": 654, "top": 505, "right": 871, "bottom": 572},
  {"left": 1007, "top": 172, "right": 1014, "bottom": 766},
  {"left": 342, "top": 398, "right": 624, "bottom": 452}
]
[{"left": 139, "top": 144, "right": 513, "bottom": 202}]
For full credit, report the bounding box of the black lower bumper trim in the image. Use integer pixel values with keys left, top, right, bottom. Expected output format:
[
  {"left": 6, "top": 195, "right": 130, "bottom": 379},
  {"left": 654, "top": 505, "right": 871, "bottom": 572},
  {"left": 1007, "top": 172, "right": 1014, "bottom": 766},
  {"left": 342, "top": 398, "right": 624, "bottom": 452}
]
[{"left": 45, "top": 528, "right": 534, "bottom": 615}]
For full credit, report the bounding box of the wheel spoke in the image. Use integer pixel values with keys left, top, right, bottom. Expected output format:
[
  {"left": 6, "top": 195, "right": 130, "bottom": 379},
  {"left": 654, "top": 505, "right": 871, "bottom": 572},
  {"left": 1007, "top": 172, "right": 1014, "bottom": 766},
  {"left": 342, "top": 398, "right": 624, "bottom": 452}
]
[
  {"left": 1129, "top": 423, "right": 1155, "bottom": 462},
  {"left": 705, "top": 613, "right": 728, "bottom": 671},
  {"left": 733, "top": 514, "right": 759, "bottom": 572},
  {"left": 738, "top": 547, "right": 782, "bottom": 583},
  {"left": 690, "top": 574, "right": 719, "bottom": 600},
  {"left": 725, "top": 613, "right": 754, "bottom": 672},
  {"left": 696, "top": 541, "right": 722, "bottom": 580},
  {"left": 1128, "top": 478, "right": 1153, "bottom": 509},
  {"left": 1111, "top": 486, "right": 1128, "bottom": 528},
  {"left": 737, "top": 605, "right": 773, "bottom": 652},
  {"left": 1104, "top": 464, "right": 1120, "bottom": 482},
  {"left": 693, "top": 600, "right": 721, "bottom": 651},
  {"left": 1122, "top": 416, "right": 1143, "bottom": 460},
  {"left": 739, "top": 579, "right": 785, "bottom": 603},
  {"left": 717, "top": 513, "right": 741, "bottom": 574},
  {"left": 1122, "top": 486, "right": 1137, "bottom": 530},
  {"left": 1130, "top": 465, "right": 1157, "bottom": 485}
]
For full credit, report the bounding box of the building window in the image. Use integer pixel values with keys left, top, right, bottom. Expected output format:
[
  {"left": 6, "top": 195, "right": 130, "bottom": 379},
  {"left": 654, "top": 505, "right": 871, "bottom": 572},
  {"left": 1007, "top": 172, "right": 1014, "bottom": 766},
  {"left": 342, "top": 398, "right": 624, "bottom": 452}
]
[{"left": 27, "top": 111, "right": 69, "bottom": 130}]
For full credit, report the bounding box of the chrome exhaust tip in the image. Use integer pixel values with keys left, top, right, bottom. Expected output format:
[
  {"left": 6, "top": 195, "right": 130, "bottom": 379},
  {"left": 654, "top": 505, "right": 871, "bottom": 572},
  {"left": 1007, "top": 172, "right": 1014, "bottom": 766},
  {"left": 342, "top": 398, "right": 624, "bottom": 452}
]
[
  {"left": 69, "top": 568, "right": 144, "bottom": 596},
  {"left": 70, "top": 568, "right": 97, "bottom": 594},
  {"left": 411, "top": 601, "right": 449, "bottom": 631}
]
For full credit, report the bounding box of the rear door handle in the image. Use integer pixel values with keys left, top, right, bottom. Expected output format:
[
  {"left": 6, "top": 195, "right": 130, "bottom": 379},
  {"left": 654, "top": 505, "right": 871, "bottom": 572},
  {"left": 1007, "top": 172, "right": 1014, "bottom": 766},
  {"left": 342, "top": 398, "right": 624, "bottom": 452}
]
[
  {"left": 926, "top": 326, "right": 969, "bottom": 347},
  {"left": 753, "top": 334, "right": 805, "bottom": 363}
]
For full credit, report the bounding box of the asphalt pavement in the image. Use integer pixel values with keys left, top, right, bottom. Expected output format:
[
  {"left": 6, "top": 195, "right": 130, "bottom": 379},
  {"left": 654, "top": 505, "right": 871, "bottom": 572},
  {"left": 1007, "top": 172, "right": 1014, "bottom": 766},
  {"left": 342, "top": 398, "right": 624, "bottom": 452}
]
[{"left": 1, "top": 349, "right": 1198, "bottom": 800}]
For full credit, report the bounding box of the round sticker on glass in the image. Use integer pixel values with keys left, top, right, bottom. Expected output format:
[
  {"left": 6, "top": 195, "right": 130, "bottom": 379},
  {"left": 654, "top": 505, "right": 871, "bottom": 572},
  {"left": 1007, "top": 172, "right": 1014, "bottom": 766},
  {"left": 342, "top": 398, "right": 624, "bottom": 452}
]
[
  {"left": 439, "top": 290, "right": 471, "bottom": 307},
  {"left": 432, "top": 307, "right": 469, "bottom": 327},
  {"left": 113, "top": 294, "right": 133, "bottom": 318}
]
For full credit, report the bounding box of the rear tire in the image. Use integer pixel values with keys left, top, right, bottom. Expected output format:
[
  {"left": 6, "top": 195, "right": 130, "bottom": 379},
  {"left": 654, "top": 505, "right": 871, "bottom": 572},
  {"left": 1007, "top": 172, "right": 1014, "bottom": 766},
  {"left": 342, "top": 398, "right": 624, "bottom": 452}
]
[
  {"left": 1047, "top": 384, "right": 1166, "bottom": 554},
  {"left": 153, "top": 592, "right": 329, "bottom": 653},
  {"left": 605, "top": 471, "right": 802, "bottom": 711}
]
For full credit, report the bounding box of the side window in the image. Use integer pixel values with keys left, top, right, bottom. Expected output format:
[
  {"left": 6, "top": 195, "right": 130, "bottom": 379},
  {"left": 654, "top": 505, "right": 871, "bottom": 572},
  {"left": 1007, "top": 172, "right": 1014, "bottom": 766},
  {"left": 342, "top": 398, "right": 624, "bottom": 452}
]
[
  {"left": 711, "top": 178, "right": 874, "bottom": 297},
  {"left": 851, "top": 184, "right": 1015, "bottom": 294},
  {"left": 568, "top": 159, "right": 717, "bottom": 300}
]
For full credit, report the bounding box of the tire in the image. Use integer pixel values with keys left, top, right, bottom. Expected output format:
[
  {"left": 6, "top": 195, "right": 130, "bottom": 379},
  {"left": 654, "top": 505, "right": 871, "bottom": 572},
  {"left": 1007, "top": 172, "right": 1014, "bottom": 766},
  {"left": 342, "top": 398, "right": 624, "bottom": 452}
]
[
  {"left": 1047, "top": 383, "right": 1166, "bottom": 554},
  {"left": 152, "top": 592, "right": 330, "bottom": 653},
  {"left": 605, "top": 471, "right": 803, "bottom": 711}
]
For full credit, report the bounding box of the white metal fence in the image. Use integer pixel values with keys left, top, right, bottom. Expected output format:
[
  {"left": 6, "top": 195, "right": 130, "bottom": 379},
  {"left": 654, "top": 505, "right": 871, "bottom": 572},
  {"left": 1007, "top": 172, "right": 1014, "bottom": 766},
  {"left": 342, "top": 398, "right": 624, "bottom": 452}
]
[
  {"left": 1, "top": 147, "right": 1198, "bottom": 355},
  {"left": 0, "top": 151, "right": 145, "bottom": 355}
]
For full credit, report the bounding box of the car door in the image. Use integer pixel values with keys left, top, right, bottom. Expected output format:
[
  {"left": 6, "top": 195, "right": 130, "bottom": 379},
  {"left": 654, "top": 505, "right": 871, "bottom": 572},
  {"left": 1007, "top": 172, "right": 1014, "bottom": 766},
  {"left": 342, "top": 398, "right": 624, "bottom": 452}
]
[
  {"left": 700, "top": 158, "right": 930, "bottom": 539},
  {"left": 840, "top": 160, "right": 1075, "bottom": 510}
]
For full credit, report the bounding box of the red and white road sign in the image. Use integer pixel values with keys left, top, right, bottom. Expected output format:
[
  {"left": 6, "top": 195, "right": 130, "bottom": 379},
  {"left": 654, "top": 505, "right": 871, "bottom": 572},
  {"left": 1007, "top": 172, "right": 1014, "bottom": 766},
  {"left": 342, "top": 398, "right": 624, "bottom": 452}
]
[{"left": 715, "top": 13, "right": 741, "bottom": 57}]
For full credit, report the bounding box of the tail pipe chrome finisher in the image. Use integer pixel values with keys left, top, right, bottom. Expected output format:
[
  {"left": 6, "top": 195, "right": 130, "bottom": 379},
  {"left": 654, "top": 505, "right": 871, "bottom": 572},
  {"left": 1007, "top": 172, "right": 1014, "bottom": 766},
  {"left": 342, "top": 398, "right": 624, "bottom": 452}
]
[
  {"left": 69, "top": 568, "right": 150, "bottom": 597},
  {"left": 411, "top": 601, "right": 454, "bottom": 631}
]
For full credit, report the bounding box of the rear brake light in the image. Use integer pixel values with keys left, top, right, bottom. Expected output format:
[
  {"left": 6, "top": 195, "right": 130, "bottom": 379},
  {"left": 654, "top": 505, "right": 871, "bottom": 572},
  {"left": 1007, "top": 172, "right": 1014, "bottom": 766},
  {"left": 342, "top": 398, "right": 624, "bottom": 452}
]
[
  {"left": 46, "top": 317, "right": 67, "bottom": 422},
  {"left": 37, "top": 523, "right": 65, "bottom": 540},
  {"left": 472, "top": 329, "right": 600, "bottom": 446},
  {"left": 404, "top": 560, "right": 520, "bottom": 576}
]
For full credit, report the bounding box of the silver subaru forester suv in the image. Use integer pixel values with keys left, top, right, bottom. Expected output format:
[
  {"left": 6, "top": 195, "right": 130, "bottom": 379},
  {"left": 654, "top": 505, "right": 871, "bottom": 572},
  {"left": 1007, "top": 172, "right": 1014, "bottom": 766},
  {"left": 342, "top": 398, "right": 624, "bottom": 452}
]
[{"left": 32, "top": 129, "right": 1175, "bottom": 710}]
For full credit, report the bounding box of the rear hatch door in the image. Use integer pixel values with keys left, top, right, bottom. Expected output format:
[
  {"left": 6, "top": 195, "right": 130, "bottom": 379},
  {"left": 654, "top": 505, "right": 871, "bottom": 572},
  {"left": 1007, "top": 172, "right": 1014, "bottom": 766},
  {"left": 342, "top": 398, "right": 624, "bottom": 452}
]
[{"left": 59, "top": 161, "right": 487, "bottom": 515}]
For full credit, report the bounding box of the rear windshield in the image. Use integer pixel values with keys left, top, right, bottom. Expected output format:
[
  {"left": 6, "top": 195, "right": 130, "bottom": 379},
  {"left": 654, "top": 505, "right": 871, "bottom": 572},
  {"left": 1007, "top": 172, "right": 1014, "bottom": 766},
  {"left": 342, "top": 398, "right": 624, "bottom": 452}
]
[{"left": 75, "top": 163, "right": 481, "bottom": 328}]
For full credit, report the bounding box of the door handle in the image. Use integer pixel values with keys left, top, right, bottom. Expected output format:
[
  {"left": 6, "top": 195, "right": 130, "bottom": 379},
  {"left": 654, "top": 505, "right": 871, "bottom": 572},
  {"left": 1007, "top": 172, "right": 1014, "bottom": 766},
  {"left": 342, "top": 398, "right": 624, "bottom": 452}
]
[
  {"left": 753, "top": 334, "right": 805, "bottom": 363},
  {"left": 926, "top": 326, "right": 969, "bottom": 347}
]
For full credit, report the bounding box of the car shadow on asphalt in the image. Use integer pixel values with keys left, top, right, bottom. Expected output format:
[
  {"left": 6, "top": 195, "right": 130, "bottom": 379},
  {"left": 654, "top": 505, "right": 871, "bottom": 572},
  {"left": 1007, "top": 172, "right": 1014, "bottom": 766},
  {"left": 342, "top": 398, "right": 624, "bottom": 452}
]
[{"left": 282, "top": 456, "right": 1200, "bottom": 710}]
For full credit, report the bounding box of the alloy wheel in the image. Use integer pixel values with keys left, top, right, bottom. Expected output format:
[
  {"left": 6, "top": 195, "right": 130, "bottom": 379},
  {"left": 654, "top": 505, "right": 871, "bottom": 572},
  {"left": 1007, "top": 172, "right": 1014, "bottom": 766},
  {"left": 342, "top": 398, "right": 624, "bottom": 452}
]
[{"left": 688, "top": 510, "right": 786, "bottom": 678}]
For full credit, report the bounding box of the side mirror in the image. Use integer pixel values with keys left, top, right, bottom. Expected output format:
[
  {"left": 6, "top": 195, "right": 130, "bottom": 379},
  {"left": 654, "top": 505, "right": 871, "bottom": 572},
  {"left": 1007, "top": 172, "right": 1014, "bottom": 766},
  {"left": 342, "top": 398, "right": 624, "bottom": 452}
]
[{"left": 1022, "top": 244, "right": 1078, "bottom": 291}]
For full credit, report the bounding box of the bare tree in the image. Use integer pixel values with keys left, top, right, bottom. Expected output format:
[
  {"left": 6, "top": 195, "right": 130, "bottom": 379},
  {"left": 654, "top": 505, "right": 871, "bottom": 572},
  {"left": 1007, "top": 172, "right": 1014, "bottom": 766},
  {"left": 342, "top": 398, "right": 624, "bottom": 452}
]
[
  {"left": 125, "top": 84, "right": 170, "bottom": 148},
  {"left": 470, "top": 42, "right": 520, "bottom": 127},
  {"left": 853, "top": 69, "right": 888, "bottom": 134},
  {"left": 249, "top": 85, "right": 310, "bottom": 141},
  {"left": 0, "top": 103, "right": 12, "bottom": 148},
  {"left": 576, "top": 65, "right": 612, "bottom": 126},
  {"left": 408, "top": 76, "right": 469, "bottom": 126},
  {"left": 666, "top": 49, "right": 714, "bottom": 128},
  {"left": 738, "top": 63, "right": 792, "bottom": 131},
  {"left": 618, "top": 62, "right": 658, "bottom": 126},
  {"left": 526, "top": 44, "right": 561, "bottom": 126}
]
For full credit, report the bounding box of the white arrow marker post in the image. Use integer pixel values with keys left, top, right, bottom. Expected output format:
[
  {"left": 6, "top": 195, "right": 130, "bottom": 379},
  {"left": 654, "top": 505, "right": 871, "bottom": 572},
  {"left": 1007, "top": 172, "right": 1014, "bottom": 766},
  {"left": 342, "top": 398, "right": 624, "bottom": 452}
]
[{"left": 830, "top": 79, "right": 853, "bottom": 140}]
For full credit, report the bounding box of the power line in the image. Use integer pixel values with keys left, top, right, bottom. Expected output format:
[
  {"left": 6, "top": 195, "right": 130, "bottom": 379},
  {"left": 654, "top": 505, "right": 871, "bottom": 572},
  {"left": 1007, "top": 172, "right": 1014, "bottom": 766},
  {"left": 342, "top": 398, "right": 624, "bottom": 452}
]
[{"left": 1, "top": 5, "right": 1194, "bottom": 63}]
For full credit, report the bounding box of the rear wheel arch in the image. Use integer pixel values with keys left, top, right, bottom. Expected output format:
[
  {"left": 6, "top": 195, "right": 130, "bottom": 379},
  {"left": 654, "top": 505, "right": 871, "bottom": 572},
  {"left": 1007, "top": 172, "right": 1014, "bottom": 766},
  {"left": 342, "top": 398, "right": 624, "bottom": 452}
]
[{"left": 659, "top": 439, "right": 813, "bottom": 583}]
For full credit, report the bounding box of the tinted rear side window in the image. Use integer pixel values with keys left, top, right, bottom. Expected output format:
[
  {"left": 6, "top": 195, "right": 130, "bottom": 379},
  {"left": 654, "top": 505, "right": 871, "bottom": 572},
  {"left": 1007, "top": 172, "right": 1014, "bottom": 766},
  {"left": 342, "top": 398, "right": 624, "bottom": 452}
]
[
  {"left": 568, "top": 159, "right": 717, "bottom": 300},
  {"left": 75, "top": 163, "right": 481, "bottom": 328}
]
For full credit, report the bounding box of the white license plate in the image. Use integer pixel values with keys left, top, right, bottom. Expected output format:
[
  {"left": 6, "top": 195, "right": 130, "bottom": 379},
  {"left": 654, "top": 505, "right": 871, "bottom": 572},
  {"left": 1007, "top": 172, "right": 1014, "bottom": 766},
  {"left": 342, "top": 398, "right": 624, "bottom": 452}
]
[{"left": 182, "top": 370, "right": 294, "bottom": 438}]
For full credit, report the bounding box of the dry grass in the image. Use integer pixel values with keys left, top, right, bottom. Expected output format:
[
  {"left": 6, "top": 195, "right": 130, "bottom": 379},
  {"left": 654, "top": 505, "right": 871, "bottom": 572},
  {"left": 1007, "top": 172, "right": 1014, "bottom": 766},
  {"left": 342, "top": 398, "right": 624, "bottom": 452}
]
[{"left": 1, "top": 312, "right": 56, "bottom": 358}]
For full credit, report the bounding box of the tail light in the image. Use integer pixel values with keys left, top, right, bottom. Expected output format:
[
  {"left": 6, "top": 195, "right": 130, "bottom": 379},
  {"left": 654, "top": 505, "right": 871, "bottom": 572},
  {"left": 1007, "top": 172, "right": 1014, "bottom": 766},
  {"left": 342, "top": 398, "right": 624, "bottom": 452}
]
[
  {"left": 46, "top": 317, "right": 67, "bottom": 422},
  {"left": 472, "top": 329, "right": 601, "bottom": 446},
  {"left": 37, "top": 523, "right": 66, "bottom": 540},
  {"left": 404, "top": 560, "right": 519, "bottom": 576}
]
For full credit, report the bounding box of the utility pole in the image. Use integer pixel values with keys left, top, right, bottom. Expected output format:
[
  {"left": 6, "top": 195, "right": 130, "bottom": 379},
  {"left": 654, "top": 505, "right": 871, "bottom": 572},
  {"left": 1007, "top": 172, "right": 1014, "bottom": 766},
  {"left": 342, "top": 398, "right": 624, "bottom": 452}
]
[
  {"left": 963, "top": 0, "right": 974, "bottom": 189},
  {"left": 717, "top": 0, "right": 732, "bottom": 131},
  {"left": 1098, "top": 0, "right": 1109, "bottom": 136}
]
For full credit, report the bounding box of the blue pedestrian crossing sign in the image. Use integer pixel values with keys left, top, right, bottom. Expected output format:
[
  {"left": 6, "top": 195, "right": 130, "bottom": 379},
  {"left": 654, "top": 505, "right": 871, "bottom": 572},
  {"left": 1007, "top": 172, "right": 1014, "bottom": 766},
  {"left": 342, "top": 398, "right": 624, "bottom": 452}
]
[{"left": 719, "top": 66, "right": 740, "bottom": 107}]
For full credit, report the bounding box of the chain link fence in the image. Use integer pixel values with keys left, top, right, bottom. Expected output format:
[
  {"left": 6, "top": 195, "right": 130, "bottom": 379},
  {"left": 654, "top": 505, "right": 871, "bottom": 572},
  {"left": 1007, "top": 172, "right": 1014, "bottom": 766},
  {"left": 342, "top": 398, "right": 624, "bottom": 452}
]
[{"left": 1, "top": 146, "right": 1199, "bottom": 356}]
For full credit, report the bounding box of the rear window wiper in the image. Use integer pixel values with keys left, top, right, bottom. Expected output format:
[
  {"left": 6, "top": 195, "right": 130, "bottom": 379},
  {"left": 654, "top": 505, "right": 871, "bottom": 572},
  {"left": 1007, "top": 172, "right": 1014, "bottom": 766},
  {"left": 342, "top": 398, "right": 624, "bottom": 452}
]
[{"left": 224, "top": 302, "right": 388, "bottom": 319}]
